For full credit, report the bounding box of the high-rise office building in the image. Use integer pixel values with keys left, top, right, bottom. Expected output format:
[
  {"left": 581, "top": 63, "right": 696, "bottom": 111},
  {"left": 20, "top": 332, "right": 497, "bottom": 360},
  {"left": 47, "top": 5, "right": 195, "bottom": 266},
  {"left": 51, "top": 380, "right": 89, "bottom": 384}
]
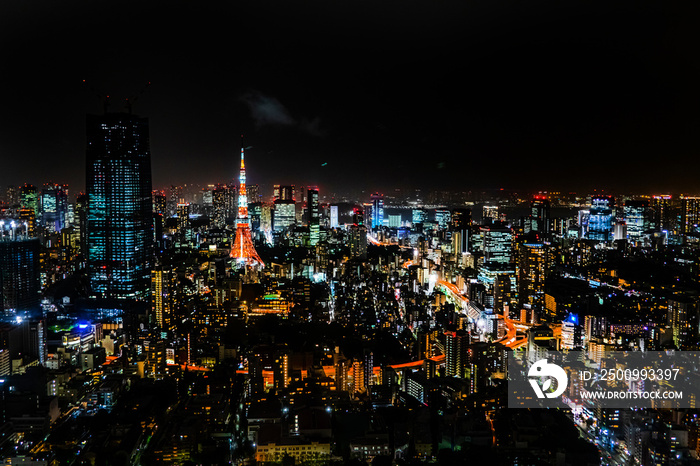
[
  {"left": 246, "top": 184, "right": 259, "bottom": 205},
  {"left": 273, "top": 200, "right": 296, "bottom": 231},
  {"left": 168, "top": 185, "right": 182, "bottom": 217},
  {"left": 75, "top": 193, "right": 88, "bottom": 253},
  {"left": 41, "top": 183, "right": 68, "bottom": 233},
  {"left": 481, "top": 224, "right": 513, "bottom": 266},
  {"left": 624, "top": 200, "right": 649, "bottom": 241},
  {"left": 152, "top": 190, "right": 167, "bottom": 217},
  {"left": 151, "top": 267, "right": 176, "bottom": 330},
  {"left": 277, "top": 185, "right": 295, "bottom": 201},
  {"left": 451, "top": 208, "right": 471, "bottom": 256},
  {"left": 248, "top": 202, "right": 262, "bottom": 232},
  {"left": 18, "top": 209, "right": 36, "bottom": 238},
  {"left": 650, "top": 194, "right": 672, "bottom": 231},
  {"left": 86, "top": 113, "right": 153, "bottom": 300},
  {"left": 518, "top": 240, "right": 546, "bottom": 315},
  {"left": 412, "top": 209, "right": 427, "bottom": 225},
  {"left": 0, "top": 221, "right": 40, "bottom": 313},
  {"left": 482, "top": 205, "right": 498, "bottom": 223},
  {"left": 613, "top": 221, "right": 627, "bottom": 241},
  {"left": 445, "top": 330, "right": 469, "bottom": 378},
  {"left": 527, "top": 196, "right": 550, "bottom": 235},
  {"left": 435, "top": 210, "right": 451, "bottom": 230},
  {"left": 176, "top": 202, "right": 190, "bottom": 232},
  {"left": 349, "top": 224, "right": 367, "bottom": 259},
  {"left": 353, "top": 207, "right": 364, "bottom": 226},
  {"left": 450, "top": 208, "right": 471, "bottom": 230},
  {"left": 560, "top": 314, "right": 582, "bottom": 350},
  {"left": 370, "top": 193, "right": 384, "bottom": 230},
  {"left": 212, "top": 185, "right": 228, "bottom": 228},
  {"left": 4, "top": 186, "right": 19, "bottom": 207},
  {"left": 388, "top": 215, "right": 401, "bottom": 228},
  {"left": 668, "top": 295, "right": 698, "bottom": 349},
  {"left": 681, "top": 196, "right": 700, "bottom": 235},
  {"left": 307, "top": 187, "right": 320, "bottom": 246},
  {"left": 363, "top": 350, "right": 374, "bottom": 390},
  {"left": 19, "top": 184, "right": 38, "bottom": 217},
  {"left": 330, "top": 205, "right": 339, "bottom": 228},
  {"left": 493, "top": 273, "right": 512, "bottom": 315},
  {"left": 587, "top": 195, "right": 614, "bottom": 241},
  {"left": 526, "top": 325, "right": 555, "bottom": 364}
]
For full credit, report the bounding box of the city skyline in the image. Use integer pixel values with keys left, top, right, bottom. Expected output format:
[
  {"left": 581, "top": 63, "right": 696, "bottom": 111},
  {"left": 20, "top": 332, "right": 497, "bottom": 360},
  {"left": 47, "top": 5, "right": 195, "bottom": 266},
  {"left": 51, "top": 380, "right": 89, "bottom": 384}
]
[{"left": 3, "top": 2, "right": 700, "bottom": 465}]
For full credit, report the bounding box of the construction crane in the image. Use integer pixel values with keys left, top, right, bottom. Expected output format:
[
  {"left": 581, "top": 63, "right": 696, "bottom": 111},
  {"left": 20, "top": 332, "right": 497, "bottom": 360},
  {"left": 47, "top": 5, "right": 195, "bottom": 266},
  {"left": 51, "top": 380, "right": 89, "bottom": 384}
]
[
  {"left": 125, "top": 81, "right": 151, "bottom": 114},
  {"left": 82, "top": 79, "right": 111, "bottom": 114},
  {"left": 82, "top": 79, "right": 151, "bottom": 114}
]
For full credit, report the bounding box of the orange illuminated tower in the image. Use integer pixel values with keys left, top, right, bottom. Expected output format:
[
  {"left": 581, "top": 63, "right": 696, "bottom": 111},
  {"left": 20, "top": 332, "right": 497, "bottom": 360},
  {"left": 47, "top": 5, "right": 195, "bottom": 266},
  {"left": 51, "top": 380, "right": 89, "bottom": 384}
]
[{"left": 230, "top": 137, "right": 264, "bottom": 268}]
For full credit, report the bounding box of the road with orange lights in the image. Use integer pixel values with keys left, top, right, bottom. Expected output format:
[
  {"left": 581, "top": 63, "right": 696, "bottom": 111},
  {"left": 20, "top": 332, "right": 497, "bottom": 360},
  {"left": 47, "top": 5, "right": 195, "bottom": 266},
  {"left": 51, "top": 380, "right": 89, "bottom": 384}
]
[
  {"left": 388, "top": 354, "right": 446, "bottom": 371},
  {"left": 367, "top": 233, "right": 416, "bottom": 250},
  {"left": 437, "top": 280, "right": 526, "bottom": 349}
]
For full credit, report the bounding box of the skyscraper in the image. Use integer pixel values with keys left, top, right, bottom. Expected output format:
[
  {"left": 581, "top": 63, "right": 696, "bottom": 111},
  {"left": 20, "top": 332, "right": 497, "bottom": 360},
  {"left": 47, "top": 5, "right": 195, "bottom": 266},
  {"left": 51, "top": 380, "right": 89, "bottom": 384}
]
[
  {"left": 151, "top": 266, "right": 176, "bottom": 330},
  {"left": 230, "top": 138, "right": 264, "bottom": 268},
  {"left": 307, "top": 187, "right": 320, "bottom": 246},
  {"left": 482, "top": 205, "right": 498, "bottom": 223},
  {"left": 19, "top": 184, "right": 38, "bottom": 217},
  {"left": 40, "top": 183, "right": 68, "bottom": 233},
  {"left": 450, "top": 208, "right": 471, "bottom": 230},
  {"left": 86, "top": 113, "right": 153, "bottom": 300},
  {"left": 330, "top": 205, "right": 339, "bottom": 228},
  {"left": 668, "top": 295, "right": 698, "bottom": 349},
  {"left": 650, "top": 194, "right": 672, "bottom": 231},
  {"left": 680, "top": 196, "right": 700, "bottom": 235},
  {"left": 445, "top": 330, "right": 469, "bottom": 378},
  {"left": 75, "top": 193, "right": 88, "bottom": 253},
  {"left": 349, "top": 224, "right": 367, "bottom": 259},
  {"left": 434, "top": 209, "right": 451, "bottom": 230},
  {"left": 412, "top": 209, "right": 427, "bottom": 225},
  {"left": 0, "top": 221, "right": 40, "bottom": 314},
  {"left": 587, "top": 195, "right": 614, "bottom": 241},
  {"left": 623, "top": 200, "right": 649, "bottom": 242},
  {"left": 152, "top": 190, "right": 167, "bottom": 217},
  {"left": 370, "top": 193, "right": 384, "bottom": 230},
  {"left": 273, "top": 200, "right": 296, "bottom": 231},
  {"left": 518, "top": 240, "right": 546, "bottom": 316},
  {"left": 481, "top": 223, "right": 513, "bottom": 266},
  {"left": 527, "top": 195, "right": 550, "bottom": 235}
]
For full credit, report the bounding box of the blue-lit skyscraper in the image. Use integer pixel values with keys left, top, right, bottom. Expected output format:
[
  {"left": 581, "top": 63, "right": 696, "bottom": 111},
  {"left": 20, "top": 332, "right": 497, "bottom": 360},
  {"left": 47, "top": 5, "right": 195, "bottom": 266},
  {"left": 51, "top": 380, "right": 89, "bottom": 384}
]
[
  {"left": 435, "top": 209, "right": 451, "bottom": 230},
  {"left": 40, "top": 183, "right": 68, "bottom": 233},
  {"left": 370, "top": 193, "right": 383, "bottom": 230},
  {"left": 412, "top": 209, "right": 426, "bottom": 225},
  {"left": 86, "top": 113, "right": 153, "bottom": 300},
  {"left": 586, "top": 195, "right": 614, "bottom": 242}
]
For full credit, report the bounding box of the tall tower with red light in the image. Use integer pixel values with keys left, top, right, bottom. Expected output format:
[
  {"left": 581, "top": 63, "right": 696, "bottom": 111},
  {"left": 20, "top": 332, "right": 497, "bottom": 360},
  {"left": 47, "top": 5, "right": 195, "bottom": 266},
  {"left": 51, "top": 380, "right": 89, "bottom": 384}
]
[{"left": 231, "top": 137, "right": 264, "bottom": 268}]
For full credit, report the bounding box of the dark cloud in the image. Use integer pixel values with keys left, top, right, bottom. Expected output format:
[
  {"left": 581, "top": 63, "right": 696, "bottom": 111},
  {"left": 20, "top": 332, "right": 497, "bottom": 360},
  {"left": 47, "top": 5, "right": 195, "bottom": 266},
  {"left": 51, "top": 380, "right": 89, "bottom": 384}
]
[
  {"left": 239, "top": 91, "right": 325, "bottom": 137},
  {"left": 240, "top": 91, "right": 295, "bottom": 127}
]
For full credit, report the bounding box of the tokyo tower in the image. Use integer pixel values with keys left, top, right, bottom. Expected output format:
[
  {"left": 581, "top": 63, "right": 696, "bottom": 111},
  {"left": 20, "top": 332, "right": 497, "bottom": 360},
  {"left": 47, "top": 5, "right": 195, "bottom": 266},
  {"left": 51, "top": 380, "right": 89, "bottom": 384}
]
[{"left": 230, "top": 137, "right": 264, "bottom": 268}]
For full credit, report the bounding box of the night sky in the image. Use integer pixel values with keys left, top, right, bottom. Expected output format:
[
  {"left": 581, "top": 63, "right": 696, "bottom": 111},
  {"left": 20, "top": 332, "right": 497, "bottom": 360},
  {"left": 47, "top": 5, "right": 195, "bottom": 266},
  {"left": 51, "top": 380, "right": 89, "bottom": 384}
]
[{"left": 1, "top": 0, "right": 699, "bottom": 196}]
